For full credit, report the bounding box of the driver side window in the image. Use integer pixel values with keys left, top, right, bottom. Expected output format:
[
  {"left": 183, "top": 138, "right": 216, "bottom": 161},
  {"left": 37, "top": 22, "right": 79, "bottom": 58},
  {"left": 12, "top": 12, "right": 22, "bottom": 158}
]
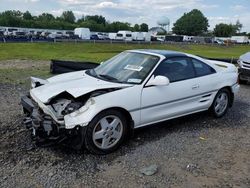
[{"left": 154, "top": 57, "right": 195, "bottom": 82}]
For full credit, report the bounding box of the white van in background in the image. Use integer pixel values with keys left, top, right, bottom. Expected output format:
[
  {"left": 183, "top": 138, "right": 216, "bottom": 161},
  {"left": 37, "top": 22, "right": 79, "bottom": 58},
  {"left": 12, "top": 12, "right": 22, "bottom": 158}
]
[
  {"left": 142, "top": 32, "right": 151, "bottom": 42},
  {"left": 74, "top": 28, "right": 90, "bottom": 40},
  {"left": 108, "top": 33, "right": 117, "bottom": 40},
  {"left": 231, "top": 36, "right": 249, "bottom": 44},
  {"left": 132, "top": 32, "right": 144, "bottom": 41},
  {"left": 117, "top": 30, "right": 133, "bottom": 41}
]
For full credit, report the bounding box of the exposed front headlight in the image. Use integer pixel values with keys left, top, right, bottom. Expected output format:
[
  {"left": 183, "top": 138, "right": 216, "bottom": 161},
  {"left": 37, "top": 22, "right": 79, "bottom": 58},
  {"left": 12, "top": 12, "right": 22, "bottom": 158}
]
[{"left": 68, "top": 98, "right": 95, "bottom": 117}]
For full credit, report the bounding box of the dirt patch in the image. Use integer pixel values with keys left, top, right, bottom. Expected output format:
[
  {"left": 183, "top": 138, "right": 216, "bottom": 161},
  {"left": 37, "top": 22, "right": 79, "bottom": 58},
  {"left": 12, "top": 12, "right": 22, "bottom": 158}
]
[{"left": 0, "top": 59, "right": 50, "bottom": 69}]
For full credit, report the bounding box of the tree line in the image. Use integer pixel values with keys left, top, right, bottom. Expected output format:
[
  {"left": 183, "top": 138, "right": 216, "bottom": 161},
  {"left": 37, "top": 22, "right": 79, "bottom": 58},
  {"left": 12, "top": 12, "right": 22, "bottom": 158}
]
[
  {"left": 0, "top": 9, "right": 249, "bottom": 37},
  {"left": 172, "top": 9, "right": 248, "bottom": 37},
  {"left": 0, "top": 10, "right": 149, "bottom": 32}
]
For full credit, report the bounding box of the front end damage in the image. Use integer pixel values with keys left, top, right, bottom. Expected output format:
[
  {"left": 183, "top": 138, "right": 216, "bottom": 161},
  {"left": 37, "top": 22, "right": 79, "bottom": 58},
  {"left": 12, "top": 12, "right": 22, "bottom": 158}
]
[
  {"left": 20, "top": 76, "right": 127, "bottom": 149},
  {"left": 21, "top": 94, "right": 85, "bottom": 149}
]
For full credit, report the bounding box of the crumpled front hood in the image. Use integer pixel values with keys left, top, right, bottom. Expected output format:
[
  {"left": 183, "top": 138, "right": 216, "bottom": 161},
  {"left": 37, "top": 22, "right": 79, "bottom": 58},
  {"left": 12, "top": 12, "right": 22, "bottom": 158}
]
[{"left": 30, "top": 71, "right": 130, "bottom": 103}]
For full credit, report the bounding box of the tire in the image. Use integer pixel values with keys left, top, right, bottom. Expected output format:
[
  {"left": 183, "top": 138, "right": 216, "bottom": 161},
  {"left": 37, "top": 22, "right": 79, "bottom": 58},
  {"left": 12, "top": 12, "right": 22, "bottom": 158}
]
[
  {"left": 239, "top": 78, "right": 247, "bottom": 85},
  {"left": 210, "top": 88, "right": 230, "bottom": 118},
  {"left": 84, "top": 110, "right": 128, "bottom": 155}
]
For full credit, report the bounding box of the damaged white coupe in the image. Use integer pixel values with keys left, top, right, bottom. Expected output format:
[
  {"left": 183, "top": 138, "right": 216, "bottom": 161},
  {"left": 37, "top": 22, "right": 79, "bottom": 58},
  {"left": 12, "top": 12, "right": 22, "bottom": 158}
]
[{"left": 21, "top": 50, "right": 239, "bottom": 154}]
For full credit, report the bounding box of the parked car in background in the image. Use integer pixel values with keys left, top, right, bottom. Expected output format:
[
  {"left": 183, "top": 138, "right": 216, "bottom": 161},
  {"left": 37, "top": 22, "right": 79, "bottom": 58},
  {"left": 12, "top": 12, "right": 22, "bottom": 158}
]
[
  {"left": 102, "top": 33, "right": 110, "bottom": 40},
  {"left": 0, "top": 30, "right": 4, "bottom": 37},
  {"left": 62, "top": 31, "right": 79, "bottom": 39},
  {"left": 41, "top": 31, "right": 51, "bottom": 39},
  {"left": 34, "top": 31, "right": 43, "bottom": 39},
  {"left": 48, "top": 31, "right": 63, "bottom": 39},
  {"left": 4, "top": 28, "right": 18, "bottom": 38},
  {"left": 21, "top": 50, "right": 239, "bottom": 154},
  {"left": 96, "top": 33, "right": 105, "bottom": 40},
  {"left": 214, "top": 39, "right": 224, "bottom": 45},
  {"left": 90, "top": 34, "right": 100, "bottom": 40},
  {"left": 238, "top": 52, "right": 250, "bottom": 84},
  {"left": 13, "top": 30, "right": 27, "bottom": 39}
]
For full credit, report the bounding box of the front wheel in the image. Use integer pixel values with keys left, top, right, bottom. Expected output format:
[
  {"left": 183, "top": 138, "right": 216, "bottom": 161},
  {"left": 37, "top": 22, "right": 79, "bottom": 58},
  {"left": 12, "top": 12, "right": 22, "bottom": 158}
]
[
  {"left": 210, "top": 88, "right": 230, "bottom": 118},
  {"left": 84, "top": 110, "right": 128, "bottom": 154}
]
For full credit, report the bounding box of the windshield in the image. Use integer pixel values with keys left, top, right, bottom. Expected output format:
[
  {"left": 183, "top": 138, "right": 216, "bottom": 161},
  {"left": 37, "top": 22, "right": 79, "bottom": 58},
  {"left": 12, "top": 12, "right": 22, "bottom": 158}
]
[{"left": 87, "top": 52, "right": 160, "bottom": 84}]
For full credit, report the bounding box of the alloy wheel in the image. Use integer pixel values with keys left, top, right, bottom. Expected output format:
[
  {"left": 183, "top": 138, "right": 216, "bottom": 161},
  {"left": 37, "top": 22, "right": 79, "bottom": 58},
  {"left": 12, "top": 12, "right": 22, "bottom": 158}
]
[{"left": 92, "top": 115, "right": 123, "bottom": 150}]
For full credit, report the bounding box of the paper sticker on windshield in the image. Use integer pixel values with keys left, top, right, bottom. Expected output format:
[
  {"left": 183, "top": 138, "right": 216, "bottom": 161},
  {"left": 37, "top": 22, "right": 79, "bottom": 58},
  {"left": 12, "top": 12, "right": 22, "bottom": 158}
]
[
  {"left": 127, "top": 78, "right": 142, "bottom": 83},
  {"left": 124, "top": 65, "right": 143, "bottom": 71}
]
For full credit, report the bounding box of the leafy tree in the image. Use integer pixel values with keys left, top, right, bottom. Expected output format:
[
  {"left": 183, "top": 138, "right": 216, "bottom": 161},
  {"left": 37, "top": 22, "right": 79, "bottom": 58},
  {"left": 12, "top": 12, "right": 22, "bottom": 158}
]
[
  {"left": 37, "top": 13, "right": 55, "bottom": 22},
  {"left": 140, "top": 23, "right": 148, "bottom": 32},
  {"left": 61, "top": 11, "right": 75, "bottom": 23},
  {"left": 213, "top": 23, "right": 235, "bottom": 37},
  {"left": 172, "top": 9, "right": 209, "bottom": 36},
  {"left": 133, "top": 24, "right": 140, "bottom": 31},
  {"left": 0, "top": 10, "right": 150, "bottom": 32},
  {"left": 85, "top": 15, "right": 106, "bottom": 25},
  {"left": 23, "top": 11, "right": 33, "bottom": 20},
  {"left": 77, "top": 16, "right": 85, "bottom": 24},
  {"left": 0, "top": 10, "right": 22, "bottom": 27},
  {"left": 234, "top": 19, "right": 243, "bottom": 33}
]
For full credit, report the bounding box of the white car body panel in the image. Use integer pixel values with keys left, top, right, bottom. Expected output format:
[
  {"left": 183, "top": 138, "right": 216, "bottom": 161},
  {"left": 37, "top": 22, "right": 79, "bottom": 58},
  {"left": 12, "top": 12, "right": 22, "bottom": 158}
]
[
  {"left": 28, "top": 50, "right": 239, "bottom": 130},
  {"left": 31, "top": 71, "right": 131, "bottom": 103}
]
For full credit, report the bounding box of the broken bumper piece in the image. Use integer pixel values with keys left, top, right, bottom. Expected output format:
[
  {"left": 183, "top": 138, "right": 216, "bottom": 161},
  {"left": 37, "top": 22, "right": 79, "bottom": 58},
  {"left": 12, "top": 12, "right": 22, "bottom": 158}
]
[{"left": 21, "top": 94, "right": 85, "bottom": 149}]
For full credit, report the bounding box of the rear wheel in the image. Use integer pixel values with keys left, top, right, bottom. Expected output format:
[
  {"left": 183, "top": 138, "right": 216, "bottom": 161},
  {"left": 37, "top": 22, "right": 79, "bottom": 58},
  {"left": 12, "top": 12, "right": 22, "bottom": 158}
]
[
  {"left": 84, "top": 110, "right": 128, "bottom": 154},
  {"left": 210, "top": 88, "right": 230, "bottom": 118}
]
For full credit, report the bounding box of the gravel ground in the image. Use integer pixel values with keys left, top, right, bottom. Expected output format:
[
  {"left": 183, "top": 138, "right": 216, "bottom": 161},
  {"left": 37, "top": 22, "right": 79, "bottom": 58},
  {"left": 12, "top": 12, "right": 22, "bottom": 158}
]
[{"left": 0, "top": 82, "right": 250, "bottom": 188}]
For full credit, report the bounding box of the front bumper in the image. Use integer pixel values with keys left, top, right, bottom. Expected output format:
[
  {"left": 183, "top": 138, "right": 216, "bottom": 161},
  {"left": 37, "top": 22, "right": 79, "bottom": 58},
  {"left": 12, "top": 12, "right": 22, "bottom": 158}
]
[
  {"left": 21, "top": 94, "right": 61, "bottom": 138},
  {"left": 20, "top": 94, "right": 85, "bottom": 149},
  {"left": 239, "top": 68, "right": 250, "bottom": 81}
]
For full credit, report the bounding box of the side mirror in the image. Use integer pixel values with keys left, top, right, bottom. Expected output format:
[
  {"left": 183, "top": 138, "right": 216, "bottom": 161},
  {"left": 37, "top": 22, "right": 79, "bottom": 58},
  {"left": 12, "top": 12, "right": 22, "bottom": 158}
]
[{"left": 146, "top": 75, "right": 170, "bottom": 87}]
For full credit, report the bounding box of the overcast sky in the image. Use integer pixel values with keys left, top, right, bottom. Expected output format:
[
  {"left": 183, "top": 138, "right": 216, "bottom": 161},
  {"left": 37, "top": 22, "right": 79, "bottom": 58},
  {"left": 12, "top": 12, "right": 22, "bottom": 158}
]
[{"left": 1, "top": 0, "right": 250, "bottom": 32}]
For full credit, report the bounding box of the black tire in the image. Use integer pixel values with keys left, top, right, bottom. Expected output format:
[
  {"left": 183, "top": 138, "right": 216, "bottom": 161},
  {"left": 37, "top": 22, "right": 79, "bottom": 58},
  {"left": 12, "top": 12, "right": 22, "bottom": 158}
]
[
  {"left": 84, "top": 109, "right": 128, "bottom": 155},
  {"left": 239, "top": 78, "right": 247, "bottom": 85},
  {"left": 210, "top": 88, "right": 230, "bottom": 118}
]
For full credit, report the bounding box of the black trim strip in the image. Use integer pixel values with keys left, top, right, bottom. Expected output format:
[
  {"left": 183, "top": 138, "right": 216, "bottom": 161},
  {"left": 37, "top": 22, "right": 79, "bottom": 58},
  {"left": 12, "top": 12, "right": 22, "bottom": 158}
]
[
  {"left": 202, "top": 93, "right": 212, "bottom": 98},
  {"left": 129, "top": 90, "right": 218, "bottom": 112}
]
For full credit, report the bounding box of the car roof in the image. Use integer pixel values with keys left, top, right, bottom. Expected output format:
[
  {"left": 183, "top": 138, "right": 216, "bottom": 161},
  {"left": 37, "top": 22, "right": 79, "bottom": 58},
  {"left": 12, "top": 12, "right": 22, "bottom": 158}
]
[{"left": 131, "top": 49, "right": 188, "bottom": 58}]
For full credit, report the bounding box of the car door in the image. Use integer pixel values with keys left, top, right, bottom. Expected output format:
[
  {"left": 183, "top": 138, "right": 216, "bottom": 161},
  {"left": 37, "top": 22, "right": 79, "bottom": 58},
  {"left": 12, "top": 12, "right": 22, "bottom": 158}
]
[
  {"left": 188, "top": 57, "right": 219, "bottom": 108},
  {"left": 140, "top": 57, "right": 214, "bottom": 126}
]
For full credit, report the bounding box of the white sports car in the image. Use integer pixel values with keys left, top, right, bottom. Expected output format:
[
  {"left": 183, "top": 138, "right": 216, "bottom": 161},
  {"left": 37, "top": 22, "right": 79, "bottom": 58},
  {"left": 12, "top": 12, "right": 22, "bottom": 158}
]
[{"left": 21, "top": 50, "right": 239, "bottom": 154}]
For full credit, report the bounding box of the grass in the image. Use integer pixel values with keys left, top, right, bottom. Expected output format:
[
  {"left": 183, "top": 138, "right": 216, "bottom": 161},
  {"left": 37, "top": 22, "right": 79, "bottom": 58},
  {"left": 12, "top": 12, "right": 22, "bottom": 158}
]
[
  {"left": 0, "top": 42, "right": 250, "bottom": 62},
  {"left": 0, "top": 42, "right": 250, "bottom": 84}
]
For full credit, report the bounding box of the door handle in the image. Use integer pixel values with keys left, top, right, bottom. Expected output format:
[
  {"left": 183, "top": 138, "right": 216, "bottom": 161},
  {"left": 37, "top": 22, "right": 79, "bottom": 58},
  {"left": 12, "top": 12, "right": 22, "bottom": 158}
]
[{"left": 192, "top": 84, "right": 199, "bottom": 89}]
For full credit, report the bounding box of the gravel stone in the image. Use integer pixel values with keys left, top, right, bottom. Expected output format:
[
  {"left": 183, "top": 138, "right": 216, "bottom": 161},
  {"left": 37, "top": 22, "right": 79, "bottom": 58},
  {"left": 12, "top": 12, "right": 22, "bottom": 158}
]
[{"left": 140, "top": 164, "right": 158, "bottom": 176}]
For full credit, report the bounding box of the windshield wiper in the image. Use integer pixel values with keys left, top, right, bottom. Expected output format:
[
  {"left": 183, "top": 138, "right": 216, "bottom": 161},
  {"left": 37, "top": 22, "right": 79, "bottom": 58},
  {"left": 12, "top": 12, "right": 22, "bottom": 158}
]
[{"left": 98, "top": 74, "right": 119, "bottom": 81}]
